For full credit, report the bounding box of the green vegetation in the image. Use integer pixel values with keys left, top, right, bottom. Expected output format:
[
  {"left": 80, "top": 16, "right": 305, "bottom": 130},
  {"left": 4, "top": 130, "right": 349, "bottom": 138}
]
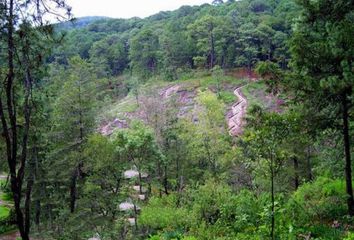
[
  {"left": 143, "top": 178, "right": 353, "bottom": 240},
  {"left": 219, "top": 91, "right": 236, "bottom": 104},
  {"left": 0, "top": 0, "right": 353, "bottom": 239},
  {"left": 0, "top": 206, "right": 10, "bottom": 220}
]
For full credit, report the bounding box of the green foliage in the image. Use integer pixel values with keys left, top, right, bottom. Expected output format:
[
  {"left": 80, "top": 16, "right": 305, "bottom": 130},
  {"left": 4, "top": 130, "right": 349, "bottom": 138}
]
[
  {"left": 255, "top": 61, "right": 283, "bottom": 95},
  {"left": 50, "top": 0, "right": 297, "bottom": 78},
  {"left": 344, "top": 232, "right": 354, "bottom": 240},
  {"left": 0, "top": 192, "right": 12, "bottom": 202},
  {"left": 287, "top": 177, "right": 349, "bottom": 224},
  {"left": 1, "top": 0, "right": 352, "bottom": 239},
  {"left": 130, "top": 28, "right": 160, "bottom": 79},
  {"left": 178, "top": 90, "right": 231, "bottom": 178},
  {"left": 0, "top": 206, "right": 10, "bottom": 220},
  {"left": 188, "top": 16, "right": 231, "bottom": 69},
  {"left": 113, "top": 121, "right": 163, "bottom": 174},
  {"left": 218, "top": 91, "right": 236, "bottom": 104},
  {"left": 0, "top": 208, "right": 17, "bottom": 234},
  {"left": 140, "top": 195, "right": 191, "bottom": 230},
  {"left": 52, "top": 56, "right": 96, "bottom": 142},
  {"left": 89, "top": 34, "right": 129, "bottom": 76}
]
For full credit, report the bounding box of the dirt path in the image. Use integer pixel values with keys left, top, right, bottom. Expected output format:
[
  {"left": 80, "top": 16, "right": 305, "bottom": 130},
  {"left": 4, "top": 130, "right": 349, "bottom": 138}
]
[
  {"left": 228, "top": 86, "right": 248, "bottom": 136},
  {"left": 0, "top": 231, "right": 21, "bottom": 240}
]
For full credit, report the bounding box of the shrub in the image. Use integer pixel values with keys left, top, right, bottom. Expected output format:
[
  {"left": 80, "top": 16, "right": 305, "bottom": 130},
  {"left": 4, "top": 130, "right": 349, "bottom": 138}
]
[
  {"left": 219, "top": 91, "right": 236, "bottom": 104},
  {"left": 287, "top": 177, "right": 348, "bottom": 225},
  {"left": 140, "top": 195, "right": 191, "bottom": 231}
]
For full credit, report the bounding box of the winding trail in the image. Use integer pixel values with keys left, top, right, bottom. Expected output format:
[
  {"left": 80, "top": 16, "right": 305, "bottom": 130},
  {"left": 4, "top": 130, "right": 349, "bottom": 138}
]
[{"left": 228, "top": 86, "right": 248, "bottom": 136}]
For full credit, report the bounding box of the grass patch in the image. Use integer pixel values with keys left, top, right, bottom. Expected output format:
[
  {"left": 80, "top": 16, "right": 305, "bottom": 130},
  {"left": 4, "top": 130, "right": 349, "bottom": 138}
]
[
  {"left": 0, "top": 206, "right": 10, "bottom": 220},
  {"left": 219, "top": 91, "right": 237, "bottom": 104},
  {"left": 98, "top": 94, "right": 139, "bottom": 122},
  {"left": 243, "top": 81, "right": 267, "bottom": 107}
]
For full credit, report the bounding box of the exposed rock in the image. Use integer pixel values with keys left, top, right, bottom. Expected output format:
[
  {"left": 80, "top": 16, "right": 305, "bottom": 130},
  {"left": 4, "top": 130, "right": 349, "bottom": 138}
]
[
  {"left": 99, "top": 118, "right": 128, "bottom": 136},
  {"left": 138, "top": 194, "right": 146, "bottom": 200},
  {"left": 160, "top": 85, "right": 180, "bottom": 98},
  {"left": 119, "top": 202, "right": 140, "bottom": 211},
  {"left": 127, "top": 218, "right": 136, "bottom": 226},
  {"left": 132, "top": 185, "right": 147, "bottom": 193},
  {"left": 88, "top": 233, "right": 101, "bottom": 240},
  {"left": 123, "top": 169, "right": 148, "bottom": 179}
]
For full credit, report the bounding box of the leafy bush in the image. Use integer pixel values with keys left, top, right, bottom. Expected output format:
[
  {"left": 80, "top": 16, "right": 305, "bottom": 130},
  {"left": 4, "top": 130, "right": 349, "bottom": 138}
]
[
  {"left": 219, "top": 91, "right": 236, "bottom": 104},
  {"left": 0, "top": 206, "right": 10, "bottom": 220},
  {"left": 140, "top": 195, "right": 191, "bottom": 231},
  {"left": 144, "top": 178, "right": 352, "bottom": 240},
  {"left": 0, "top": 208, "right": 16, "bottom": 234},
  {"left": 286, "top": 177, "right": 348, "bottom": 225},
  {"left": 344, "top": 232, "right": 354, "bottom": 240},
  {"left": 0, "top": 179, "right": 11, "bottom": 194}
]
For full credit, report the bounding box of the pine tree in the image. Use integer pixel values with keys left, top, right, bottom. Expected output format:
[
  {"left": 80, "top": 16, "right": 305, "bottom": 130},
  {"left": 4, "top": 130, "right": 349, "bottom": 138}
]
[
  {"left": 290, "top": 0, "right": 354, "bottom": 215},
  {"left": 0, "top": 1, "right": 71, "bottom": 238},
  {"left": 50, "top": 56, "right": 96, "bottom": 213}
]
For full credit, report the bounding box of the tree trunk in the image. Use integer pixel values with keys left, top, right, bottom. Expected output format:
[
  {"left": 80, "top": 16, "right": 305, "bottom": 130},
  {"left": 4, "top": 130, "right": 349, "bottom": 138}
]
[
  {"left": 133, "top": 203, "right": 138, "bottom": 231},
  {"left": 70, "top": 100, "right": 84, "bottom": 213},
  {"left": 138, "top": 171, "right": 143, "bottom": 195},
  {"left": 24, "top": 177, "right": 34, "bottom": 235},
  {"left": 270, "top": 153, "right": 275, "bottom": 240},
  {"left": 306, "top": 145, "right": 313, "bottom": 181},
  {"left": 1, "top": 1, "right": 31, "bottom": 239},
  {"left": 163, "top": 165, "right": 169, "bottom": 195},
  {"left": 12, "top": 182, "right": 28, "bottom": 240},
  {"left": 293, "top": 156, "right": 299, "bottom": 190},
  {"left": 70, "top": 169, "right": 78, "bottom": 213},
  {"left": 342, "top": 90, "right": 354, "bottom": 216},
  {"left": 210, "top": 32, "right": 215, "bottom": 69},
  {"left": 175, "top": 143, "right": 181, "bottom": 192},
  {"left": 35, "top": 200, "right": 41, "bottom": 227}
]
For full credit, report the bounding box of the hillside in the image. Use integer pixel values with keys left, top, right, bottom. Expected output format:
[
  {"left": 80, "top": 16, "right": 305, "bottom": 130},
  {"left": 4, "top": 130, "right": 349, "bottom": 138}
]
[{"left": 97, "top": 70, "right": 282, "bottom": 137}]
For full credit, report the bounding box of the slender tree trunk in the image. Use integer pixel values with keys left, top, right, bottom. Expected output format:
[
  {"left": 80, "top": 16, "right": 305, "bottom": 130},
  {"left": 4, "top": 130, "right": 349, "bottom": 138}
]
[
  {"left": 35, "top": 200, "right": 41, "bottom": 227},
  {"left": 210, "top": 32, "right": 215, "bottom": 69},
  {"left": 21, "top": 37, "right": 35, "bottom": 240},
  {"left": 293, "top": 156, "right": 299, "bottom": 190},
  {"left": 176, "top": 145, "right": 180, "bottom": 192},
  {"left": 24, "top": 177, "right": 34, "bottom": 235},
  {"left": 138, "top": 171, "right": 143, "bottom": 195},
  {"left": 306, "top": 145, "right": 313, "bottom": 181},
  {"left": 157, "top": 161, "right": 163, "bottom": 197},
  {"left": 70, "top": 94, "right": 84, "bottom": 213},
  {"left": 163, "top": 165, "right": 168, "bottom": 195},
  {"left": 70, "top": 169, "right": 78, "bottom": 213},
  {"left": 247, "top": 61, "right": 252, "bottom": 77},
  {"left": 1, "top": 1, "right": 31, "bottom": 239},
  {"left": 270, "top": 153, "right": 275, "bottom": 240},
  {"left": 133, "top": 204, "right": 138, "bottom": 231},
  {"left": 342, "top": 90, "right": 354, "bottom": 216}
]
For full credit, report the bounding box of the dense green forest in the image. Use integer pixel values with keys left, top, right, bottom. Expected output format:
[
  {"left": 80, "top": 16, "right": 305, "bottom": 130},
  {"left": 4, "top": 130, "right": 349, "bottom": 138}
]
[{"left": 0, "top": 0, "right": 353, "bottom": 239}]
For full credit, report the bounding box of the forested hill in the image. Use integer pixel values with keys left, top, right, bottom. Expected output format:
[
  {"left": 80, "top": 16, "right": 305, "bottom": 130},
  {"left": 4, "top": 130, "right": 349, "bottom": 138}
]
[
  {"left": 51, "top": 0, "right": 298, "bottom": 77},
  {"left": 55, "top": 16, "right": 111, "bottom": 31}
]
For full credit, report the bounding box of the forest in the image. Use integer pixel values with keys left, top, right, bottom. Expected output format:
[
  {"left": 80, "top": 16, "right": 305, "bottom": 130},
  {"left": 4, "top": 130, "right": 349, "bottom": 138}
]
[{"left": 0, "top": 0, "right": 353, "bottom": 239}]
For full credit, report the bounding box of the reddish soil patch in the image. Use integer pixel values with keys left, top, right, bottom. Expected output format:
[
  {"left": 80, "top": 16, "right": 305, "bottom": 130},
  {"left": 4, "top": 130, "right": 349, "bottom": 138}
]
[
  {"left": 0, "top": 231, "right": 20, "bottom": 240},
  {"left": 226, "top": 68, "right": 259, "bottom": 81}
]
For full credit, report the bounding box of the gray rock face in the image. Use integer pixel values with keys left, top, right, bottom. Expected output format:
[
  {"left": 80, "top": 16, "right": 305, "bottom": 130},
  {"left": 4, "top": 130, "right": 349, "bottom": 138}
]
[
  {"left": 123, "top": 169, "right": 148, "bottom": 179},
  {"left": 119, "top": 201, "right": 140, "bottom": 211}
]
